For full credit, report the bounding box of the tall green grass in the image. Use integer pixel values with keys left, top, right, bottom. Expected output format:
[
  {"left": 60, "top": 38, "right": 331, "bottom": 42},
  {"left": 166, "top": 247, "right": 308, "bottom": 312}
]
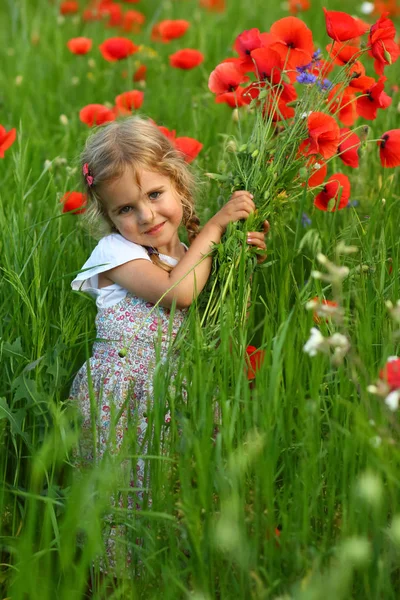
[{"left": 1, "top": 0, "right": 400, "bottom": 598}]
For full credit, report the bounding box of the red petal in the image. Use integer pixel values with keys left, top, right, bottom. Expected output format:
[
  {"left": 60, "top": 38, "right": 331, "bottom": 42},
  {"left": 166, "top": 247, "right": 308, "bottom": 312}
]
[
  {"left": 169, "top": 49, "right": 204, "bottom": 69},
  {"left": 379, "top": 129, "right": 400, "bottom": 168},
  {"left": 323, "top": 8, "right": 369, "bottom": 42},
  {"left": 174, "top": 137, "right": 203, "bottom": 163}
]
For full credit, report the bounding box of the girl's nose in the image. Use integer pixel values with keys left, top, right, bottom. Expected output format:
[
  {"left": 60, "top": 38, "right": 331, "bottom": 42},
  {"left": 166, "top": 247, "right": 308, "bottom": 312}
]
[{"left": 137, "top": 201, "right": 155, "bottom": 224}]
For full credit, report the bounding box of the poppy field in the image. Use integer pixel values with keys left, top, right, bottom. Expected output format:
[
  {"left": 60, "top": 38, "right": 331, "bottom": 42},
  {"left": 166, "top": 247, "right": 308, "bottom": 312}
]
[{"left": 1, "top": 0, "right": 400, "bottom": 598}]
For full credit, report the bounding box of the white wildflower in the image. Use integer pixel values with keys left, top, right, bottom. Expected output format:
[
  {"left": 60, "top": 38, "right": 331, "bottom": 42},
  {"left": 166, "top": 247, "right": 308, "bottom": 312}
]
[
  {"left": 71, "top": 76, "right": 80, "bottom": 86},
  {"left": 44, "top": 160, "right": 52, "bottom": 171},
  {"left": 305, "top": 299, "right": 318, "bottom": 311},
  {"left": 340, "top": 537, "right": 371, "bottom": 567},
  {"left": 59, "top": 114, "right": 69, "bottom": 126},
  {"left": 357, "top": 471, "right": 383, "bottom": 506},
  {"left": 303, "top": 328, "right": 326, "bottom": 357},
  {"left": 386, "top": 301, "right": 400, "bottom": 323},
  {"left": 370, "top": 436, "right": 381, "bottom": 448},
  {"left": 15, "top": 75, "right": 23, "bottom": 86},
  {"left": 385, "top": 390, "right": 400, "bottom": 412},
  {"left": 88, "top": 58, "right": 96, "bottom": 69},
  {"left": 336, "top": 241, "right": 358, "bottom": 255},
  {"left": 360, "top": 2, "right": 374, "bottom": 15}
]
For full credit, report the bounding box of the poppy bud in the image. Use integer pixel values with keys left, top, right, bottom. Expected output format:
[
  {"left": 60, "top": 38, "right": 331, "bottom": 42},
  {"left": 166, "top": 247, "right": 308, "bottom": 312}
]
[
  {"left": 118, "top": 347, "right": 127, "bottom": 358},
  {"left": 299, "top": 167, "right": 308, "bottom": 180},
  {"left": 383, "top": 49, "right": 392, "bottom": 65},
  {"left": 251, "top": 149, "right": 259, "bottom": 158}
]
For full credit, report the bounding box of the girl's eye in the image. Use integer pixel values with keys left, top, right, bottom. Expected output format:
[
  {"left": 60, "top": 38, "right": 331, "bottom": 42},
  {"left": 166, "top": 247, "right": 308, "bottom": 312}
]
[
  {"left": 149, "top": 191, "right": 161, "bottom": 200},
  {"left": 119, "top": 206, "right": 133, "bottom": 214}
]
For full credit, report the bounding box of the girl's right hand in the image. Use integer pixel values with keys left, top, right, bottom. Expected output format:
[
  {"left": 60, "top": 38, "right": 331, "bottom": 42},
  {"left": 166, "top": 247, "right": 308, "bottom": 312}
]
[{"left": 208, "top": 190, "right": 256, "bottom": 234}]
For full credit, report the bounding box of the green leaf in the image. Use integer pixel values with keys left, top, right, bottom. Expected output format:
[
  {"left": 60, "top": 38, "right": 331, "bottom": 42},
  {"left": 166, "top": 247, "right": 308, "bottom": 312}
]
[{"left": 0, "top": 397, "right": 29, "bottom": 445}]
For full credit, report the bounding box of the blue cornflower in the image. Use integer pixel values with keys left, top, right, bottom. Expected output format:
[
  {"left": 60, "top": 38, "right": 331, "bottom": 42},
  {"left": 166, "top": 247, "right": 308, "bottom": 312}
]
[
  {"left": 296, "top": 63, "right": 312, "bottom": 73},
  {"left": 312, "top": 49, "right": 322, "bottom": 62},
  {"left": 302, "top": 212, "right": 312, "bottom": 227},
  {"left": 296, "top": 72, "right": 317, "bottom": 85},
  {"left": 347, "top": 200, "right": 359, "bottom": 208},
  {"left": 317, "top": 78, "right": 332, "bottom": 91}
]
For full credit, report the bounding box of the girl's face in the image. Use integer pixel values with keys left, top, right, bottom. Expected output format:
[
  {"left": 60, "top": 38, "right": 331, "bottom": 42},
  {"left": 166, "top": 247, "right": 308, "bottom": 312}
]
[{"left": 100, "top": 166, "right": 184, "bottom": 253}]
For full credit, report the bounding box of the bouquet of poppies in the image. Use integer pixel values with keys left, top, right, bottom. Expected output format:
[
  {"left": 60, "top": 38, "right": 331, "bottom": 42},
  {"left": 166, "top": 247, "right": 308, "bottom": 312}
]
[{"left": 200, "top": 9, "right": 399, "bottom": 339}]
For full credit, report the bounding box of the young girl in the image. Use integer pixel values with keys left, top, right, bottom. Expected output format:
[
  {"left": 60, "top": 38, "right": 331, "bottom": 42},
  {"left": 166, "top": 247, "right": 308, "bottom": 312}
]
[{"left": 69, "top": 116, "right": 268, "bottom": 577}]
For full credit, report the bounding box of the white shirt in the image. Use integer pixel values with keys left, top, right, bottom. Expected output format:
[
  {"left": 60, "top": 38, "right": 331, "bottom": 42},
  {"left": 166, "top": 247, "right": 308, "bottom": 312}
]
[{"left": 71, "top": 233, "right": 186, "bottom": 309}]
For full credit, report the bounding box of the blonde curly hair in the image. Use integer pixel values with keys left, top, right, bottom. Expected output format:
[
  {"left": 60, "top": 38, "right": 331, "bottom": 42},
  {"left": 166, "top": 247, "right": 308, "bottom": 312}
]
[{"left": 80, "top": 116, "right": 201, "bottom": 272}]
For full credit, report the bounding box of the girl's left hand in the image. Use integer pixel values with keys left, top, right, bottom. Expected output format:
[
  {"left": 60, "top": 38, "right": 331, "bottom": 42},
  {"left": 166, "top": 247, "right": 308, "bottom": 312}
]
[{"left": 246, "top": 220, "right": 270, "bottom": 263}]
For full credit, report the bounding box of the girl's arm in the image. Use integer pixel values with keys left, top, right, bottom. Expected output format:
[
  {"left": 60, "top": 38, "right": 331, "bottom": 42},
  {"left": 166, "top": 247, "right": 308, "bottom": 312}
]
[{"left": 104, "top": 191, "right": 260, "bottom": 309}]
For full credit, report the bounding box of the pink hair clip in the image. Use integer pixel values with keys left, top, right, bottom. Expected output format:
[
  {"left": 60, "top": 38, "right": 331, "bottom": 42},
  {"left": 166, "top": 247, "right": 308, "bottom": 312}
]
[{"left": 83, "top": 162, "right": 94, "bottom": 187}]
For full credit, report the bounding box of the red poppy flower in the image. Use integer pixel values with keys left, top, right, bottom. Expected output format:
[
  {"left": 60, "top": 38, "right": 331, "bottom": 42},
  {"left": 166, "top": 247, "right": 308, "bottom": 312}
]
[
  {"left": 344, "top": 62, "right": 376, "bottom": 94},
  {"left": 208, "top": 62, "right": 249, "bottom": 94},
  {"left": 327, "top": 42, "right": 361, "bottom": 67},
  {"left": 356, "top": 76, "right": 392, "bottom": 120},
  {"left": 61, "top": 191, "right": 87, "bottom": 214},
  {"left": 234, "top": 28, "right": 265, "bottom": 59},
  {"left": 99, "top": 2, "right": 123, "bottom": 28},
  {"left": 67, "top": 37, "right": 92, "bottom": 55},
  {"left": 251, "top": 47, "right": 284, "bottom": 84},
  {"left": 169, "top": 49, "right": 204, "bottom": 70},
  {"left": 314, "top": 173, "right": 351, "bottom": 211},
  {"left": 337, "top": 128, "right": 360, "bottom": 168},
  {"left": 380, "top": 358, "right": 400, "bottom": 390},
  {"left": 0, "top": 125, "right": 17, "bottom": 158},
  {"left": 327, "top": 85, "right": 358, "bottom": 126},
  {"left": 122, "top": 10, "right": 145, "bottom": 33},
  {"left": 215, "top": 86, "right": 252, "bottom": 108},
  {"left": 156, "top": 125, "right": 176, "bottom": 142},
  {"left": 299, "top": 112, "right": 340, "bottom": 159},
  {"left": 174, "top": 137, "right": 203, "bottom": 163},
  {"left": 306, "top": 157, "right": 327, "bottom": 187},
  {"left": 133, "top": 64, "right": 147, "bottom": 82},
  {"left": 245, "top": 345, "right": 265, "bottom": 380},
  {"left": 373, "top": 0, "right": 400, "bottom": 17},
  {"left": 323, "top": 8, "right": 369, "bottom": 42},
  {"left": 79, "top": 104, "right": 116, "bottom": 127},
  {"left": 378, "top": 129, "right": 400, "bottom": 168},
  {"left": 152, "top": 20, "right": 190, "bottom": 43},
  {"left": 60, "top": 1, "right": 79, "bottom": 15},
  {"left": 114, "top": 90, "right": 144, "bottom": 115},
  {"left": 369, "top": 14, "right": 399, "bottom": 75},
  {"left": 200, "top": 0, "right": 225, "bottom": 11},
  {"left": 99, "top": 37, "right": 139, "bottom": 61},
  {"left": 288, "top": 0, "right": 310, "bottom": 13},
  {"left": 269, "top": 16, "right": 314, "bottom": 70},
  {"left": 83, "top": 7, "right": 102, "bottom": 22},
  {"left": 265, "top": 96, "right": 295, "bottom": 122}
]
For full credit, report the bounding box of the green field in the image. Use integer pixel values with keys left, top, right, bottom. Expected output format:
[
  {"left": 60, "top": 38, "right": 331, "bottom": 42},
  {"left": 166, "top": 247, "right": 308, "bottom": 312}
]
[{"left": 1, "top": 0, "right": 400, "bottom": 598}]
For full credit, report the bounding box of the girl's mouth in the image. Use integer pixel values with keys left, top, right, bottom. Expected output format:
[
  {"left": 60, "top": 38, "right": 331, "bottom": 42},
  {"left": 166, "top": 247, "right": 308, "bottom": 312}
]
[{"left": 145, "top": 221, "right": 166, "bottom": 235}]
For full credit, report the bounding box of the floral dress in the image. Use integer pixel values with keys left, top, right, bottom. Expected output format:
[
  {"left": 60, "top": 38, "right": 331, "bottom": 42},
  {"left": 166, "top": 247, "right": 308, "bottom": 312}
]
[{"left": 69, "top": 234, "right": 187, "bottom": 575}]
